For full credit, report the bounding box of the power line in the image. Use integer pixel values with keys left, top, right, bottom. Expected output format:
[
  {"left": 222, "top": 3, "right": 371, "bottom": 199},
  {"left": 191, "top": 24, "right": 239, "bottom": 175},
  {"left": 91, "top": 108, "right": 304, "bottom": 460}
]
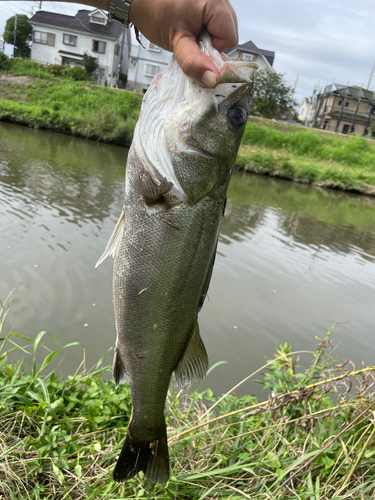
[
  {"left": 51, "top": 2, "right": 65, "bottom": 15},
  {"left": 55, "top": 2, "right": 68, "bottom": 14},
  {"left": 3, "top": 2, "right": 16, "bottom": 15},
  {"left": 4, "top": 2, "right": 23, "bottom": 15},
  {"left": 4, "top": 1, "right": 35, "bottom": 17}
]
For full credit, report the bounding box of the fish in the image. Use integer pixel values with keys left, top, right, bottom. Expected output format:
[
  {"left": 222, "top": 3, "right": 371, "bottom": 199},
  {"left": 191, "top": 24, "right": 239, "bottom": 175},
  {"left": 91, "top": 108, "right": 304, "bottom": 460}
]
[{"left": 96, "top": 31, "right": 257, "bottom": 484}]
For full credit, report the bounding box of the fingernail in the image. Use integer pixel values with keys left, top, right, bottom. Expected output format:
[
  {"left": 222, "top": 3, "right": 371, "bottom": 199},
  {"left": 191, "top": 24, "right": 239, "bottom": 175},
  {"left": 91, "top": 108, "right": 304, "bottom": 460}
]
[{"left": 201, "top": 70, "right": 217, "bottom": 88}]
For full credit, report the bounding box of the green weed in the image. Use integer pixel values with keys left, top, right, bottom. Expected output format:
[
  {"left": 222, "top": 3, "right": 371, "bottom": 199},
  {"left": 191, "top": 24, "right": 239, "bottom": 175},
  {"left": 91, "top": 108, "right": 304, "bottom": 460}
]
[
  {"left": 1, "top": 294, "right": 375, "bottom": 499},
  {"left": 242, "top": 122, "right": 375, "bottom": 171},
  {"left": 0, "top": 80, "right": 141, "bottom": 145}
]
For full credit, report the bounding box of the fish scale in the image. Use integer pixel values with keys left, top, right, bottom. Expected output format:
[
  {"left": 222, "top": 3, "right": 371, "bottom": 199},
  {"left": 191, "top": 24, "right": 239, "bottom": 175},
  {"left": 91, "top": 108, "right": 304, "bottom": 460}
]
[{"left": 97, "top": 31, "right": 257, "bottom": 484}]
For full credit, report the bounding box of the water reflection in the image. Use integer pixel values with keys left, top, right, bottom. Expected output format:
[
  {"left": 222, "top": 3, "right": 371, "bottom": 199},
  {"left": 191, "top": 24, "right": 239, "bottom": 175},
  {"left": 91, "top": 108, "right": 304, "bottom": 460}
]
[
  {"left": 200, "top": 173, "right": 375, "bottom": 395},
  {"left": 1, "top": 123, "right": 375, "bottom": 396}
]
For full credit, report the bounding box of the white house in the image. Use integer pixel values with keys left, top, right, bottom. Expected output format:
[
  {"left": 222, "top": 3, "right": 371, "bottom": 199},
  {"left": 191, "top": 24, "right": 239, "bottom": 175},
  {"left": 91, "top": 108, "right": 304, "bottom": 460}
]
[
  {"left": 29, "top": 9, "right": 131, "bottom": 87},
  {"left": 224, "top": 40, "right": 275, "bottom": 72},
  {"left": 299, "top": 94, "right": 318, "bottom": 127},
  {"left": 126, "top": 34, "right": 171, "bottom": 94}
]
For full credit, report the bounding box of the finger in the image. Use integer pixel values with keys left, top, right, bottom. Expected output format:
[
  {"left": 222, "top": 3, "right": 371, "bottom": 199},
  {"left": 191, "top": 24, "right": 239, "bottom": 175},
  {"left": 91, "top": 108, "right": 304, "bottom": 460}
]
[
  {"left": 226, "top": 0, "right": 239, "bottom": 43},
  {"left": 173, "top": 33, "right": 219, "bottom": 87},
  {"left": 204, "top": 0, "right": 238, "bottom": 53}
]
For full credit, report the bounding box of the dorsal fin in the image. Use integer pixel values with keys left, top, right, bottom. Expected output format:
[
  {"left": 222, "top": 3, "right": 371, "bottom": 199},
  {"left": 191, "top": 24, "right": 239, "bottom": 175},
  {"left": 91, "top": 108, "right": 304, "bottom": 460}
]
[{"left": 95, "top": 207, "right": 125, "bottom": 268}]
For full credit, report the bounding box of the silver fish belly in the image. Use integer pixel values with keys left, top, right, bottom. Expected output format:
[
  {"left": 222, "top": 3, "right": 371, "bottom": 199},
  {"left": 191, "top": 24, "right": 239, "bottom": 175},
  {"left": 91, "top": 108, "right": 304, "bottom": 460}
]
[{"left": 97, "top": 32, "right": 257, "bottom": 484}]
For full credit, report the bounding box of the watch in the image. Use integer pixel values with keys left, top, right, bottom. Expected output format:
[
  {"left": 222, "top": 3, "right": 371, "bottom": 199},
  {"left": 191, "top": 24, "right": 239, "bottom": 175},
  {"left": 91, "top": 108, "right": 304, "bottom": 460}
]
[{"left": 108, "top": 0, "right": 132, "bottom": 26}]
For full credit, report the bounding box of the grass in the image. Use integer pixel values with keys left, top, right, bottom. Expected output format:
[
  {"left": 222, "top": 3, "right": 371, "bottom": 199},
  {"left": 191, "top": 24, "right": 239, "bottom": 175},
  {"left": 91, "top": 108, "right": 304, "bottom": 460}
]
[
  {"left": 1, "top": 292, "right": 375, "bottom": 499},
  {"left": 237, "top": 121, "right": 375, "bottom": 194},
  {"left": 2, "top": 58, "right": 375, "bottom": 192},
  {"left": 0, "top": 59, "right": 142, "bottom": 146}
]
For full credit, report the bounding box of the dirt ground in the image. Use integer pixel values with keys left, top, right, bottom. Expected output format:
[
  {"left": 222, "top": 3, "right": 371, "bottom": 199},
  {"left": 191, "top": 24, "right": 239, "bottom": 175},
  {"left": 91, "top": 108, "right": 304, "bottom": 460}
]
[{"left": 0, "top": 74, "right": 35, "bottom": 101}]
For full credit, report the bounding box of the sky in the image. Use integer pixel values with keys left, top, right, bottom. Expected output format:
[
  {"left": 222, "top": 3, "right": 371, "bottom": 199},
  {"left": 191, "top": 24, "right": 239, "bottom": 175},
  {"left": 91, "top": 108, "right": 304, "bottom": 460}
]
[{"left": 0, "top": 0, "right": 374, "bottom": 105}]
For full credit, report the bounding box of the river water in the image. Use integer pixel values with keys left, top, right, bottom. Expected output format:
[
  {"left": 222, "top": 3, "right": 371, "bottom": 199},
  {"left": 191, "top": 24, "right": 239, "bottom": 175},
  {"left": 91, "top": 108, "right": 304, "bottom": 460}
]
[{"left": 1, "top": 122, "right": 375, "bottom": 396}]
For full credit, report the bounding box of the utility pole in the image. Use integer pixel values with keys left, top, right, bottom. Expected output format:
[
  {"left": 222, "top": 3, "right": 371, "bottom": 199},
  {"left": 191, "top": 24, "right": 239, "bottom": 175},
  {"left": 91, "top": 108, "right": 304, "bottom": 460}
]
[
  {"left": 118, "top": 26, "right": 126, "bottom": 88},
  {"left": 367, "top": 61, "right": 375, "bottom": 90},
  {"left": 294, "top": 74, "right": 299, "bottom": 92},
  {"left": 13, "top": 14, "right": 17, "bottom": 58}
]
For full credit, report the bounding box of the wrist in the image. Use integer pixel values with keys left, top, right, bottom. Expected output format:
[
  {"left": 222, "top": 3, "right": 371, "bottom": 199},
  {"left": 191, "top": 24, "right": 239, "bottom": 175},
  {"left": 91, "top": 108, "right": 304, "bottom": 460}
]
[{"left": 128, "top": 0, "right": 142, "bottom": 25}]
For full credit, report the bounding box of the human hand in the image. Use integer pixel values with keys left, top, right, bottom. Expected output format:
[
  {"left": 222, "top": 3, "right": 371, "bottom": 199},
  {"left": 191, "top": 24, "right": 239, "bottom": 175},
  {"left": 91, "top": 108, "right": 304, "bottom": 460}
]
[{"left": 129, "top": 0, "right": 238, "bottom": 87}]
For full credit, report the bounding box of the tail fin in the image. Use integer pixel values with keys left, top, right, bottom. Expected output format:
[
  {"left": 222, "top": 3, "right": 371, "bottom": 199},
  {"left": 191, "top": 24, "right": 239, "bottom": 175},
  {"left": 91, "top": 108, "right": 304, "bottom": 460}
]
[{"left": 113, "top": 424, "right": 170, "bottom": 484}]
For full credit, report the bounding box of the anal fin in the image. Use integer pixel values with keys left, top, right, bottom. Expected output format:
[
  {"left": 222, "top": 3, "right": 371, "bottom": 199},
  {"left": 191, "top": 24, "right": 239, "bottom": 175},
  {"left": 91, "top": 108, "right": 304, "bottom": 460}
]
[
  {"left": 95, "top": 207, "right": 125, "bottom": 268},
  {"left": 132, "top": 173, "right": 173, "bottom": 203},
  {"left": 174, "top": 322, "right": 208, "bottom": 388}
]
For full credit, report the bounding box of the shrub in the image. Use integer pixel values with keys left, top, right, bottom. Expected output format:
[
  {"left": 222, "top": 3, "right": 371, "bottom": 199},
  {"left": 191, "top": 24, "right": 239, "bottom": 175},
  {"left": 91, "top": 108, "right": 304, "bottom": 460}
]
[
  {"left": 82, "top": 53, "right": 98, "bottom": 75},
  {"left": 45, "top": 64, "right": 64, "bottom": 76},
  {"left": 119, "top": 72, "right": 127, "bottom": 86},
  {"left": 0, "top": 52, "right": 11, "bottom": 70},
  {"left": 10, "top": 58, "right": 42, "bottom": 70},
  {"left": 62, "top": 65, "right": 87, "bottom": 81},
  {"left": 8, "top": 58, "right": 51, "bottom": 79}
]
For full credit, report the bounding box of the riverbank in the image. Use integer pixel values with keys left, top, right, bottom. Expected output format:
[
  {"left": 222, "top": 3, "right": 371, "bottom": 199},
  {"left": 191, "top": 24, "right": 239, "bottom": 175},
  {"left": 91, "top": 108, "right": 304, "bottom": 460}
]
[
  {"left": 1, "top": 298, "right": 375, "bottom": 499},
  {"left": 237, "top": 118, "right": 375, "bottom": 196},
  {"left": 2, "top": 66, "right": 375, "bottom": 194},
  {"left": 0, "top": 70, "right": 141, "bottom": 147}
]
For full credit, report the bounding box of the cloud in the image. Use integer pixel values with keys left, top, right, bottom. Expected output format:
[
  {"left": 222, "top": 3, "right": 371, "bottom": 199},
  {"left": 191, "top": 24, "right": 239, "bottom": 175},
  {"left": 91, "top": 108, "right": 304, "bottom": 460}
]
[{"left": 231, "top": 0, "right": 375, "bottom": 103}]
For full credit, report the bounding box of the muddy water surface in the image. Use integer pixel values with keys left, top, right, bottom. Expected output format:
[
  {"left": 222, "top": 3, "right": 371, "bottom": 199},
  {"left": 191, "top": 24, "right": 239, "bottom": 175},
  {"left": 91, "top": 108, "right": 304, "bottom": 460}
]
[{"left": 1, "top": 121, "right": 375, "bottom": 396}]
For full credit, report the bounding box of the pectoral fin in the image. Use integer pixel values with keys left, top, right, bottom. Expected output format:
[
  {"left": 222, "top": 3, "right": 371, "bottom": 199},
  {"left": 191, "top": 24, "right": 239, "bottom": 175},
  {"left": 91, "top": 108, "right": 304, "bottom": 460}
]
[
  {"left": 95, "top": 207, "right": 125, "bottom": 268},
  {"left": 174, "top": 322, "right": 208, "bottom": 388},
  {"left": 132, "top": 173, "right": 173, "bottom": 203},
  {"left": 113, "top": 343, "right": 130, "bottom": 388}
]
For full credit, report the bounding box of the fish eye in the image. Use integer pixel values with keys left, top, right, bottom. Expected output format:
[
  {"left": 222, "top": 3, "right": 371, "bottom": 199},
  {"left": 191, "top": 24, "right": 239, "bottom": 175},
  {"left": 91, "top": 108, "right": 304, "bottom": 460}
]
[{"left": 228, "top": 106, "right": 247, "bottom": 128}]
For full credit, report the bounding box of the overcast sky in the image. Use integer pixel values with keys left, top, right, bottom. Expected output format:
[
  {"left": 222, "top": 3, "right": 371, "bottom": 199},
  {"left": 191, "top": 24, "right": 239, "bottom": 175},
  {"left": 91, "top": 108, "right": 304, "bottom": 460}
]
[{"left": 1, "top": 0, "right": 374, "bottom": 104}]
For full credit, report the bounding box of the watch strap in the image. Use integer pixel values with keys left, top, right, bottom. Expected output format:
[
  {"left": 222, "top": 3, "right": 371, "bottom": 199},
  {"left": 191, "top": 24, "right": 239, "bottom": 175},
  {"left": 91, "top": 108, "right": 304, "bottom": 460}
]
[{"left": 108, "top": 0, "right": 132, "bottom": 26}]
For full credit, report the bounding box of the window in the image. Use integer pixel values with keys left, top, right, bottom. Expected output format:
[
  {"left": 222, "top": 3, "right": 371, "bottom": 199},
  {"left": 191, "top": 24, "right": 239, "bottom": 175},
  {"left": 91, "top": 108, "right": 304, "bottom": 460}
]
[
  {"left": 91, "top": 15, "right": 106, "bottom": 24},
  {"left": 338, "top": 100, "right": 342, "bottom": 105},
  {"left": 144, "top": 63, "right": 159, "bottom": 77},
  {"left": 148, "top": 42, "right": 161, "bottom": 52},
  {"left": 92, "top": 40, "right": 106, "bottom": 54},
  {"left": 33, "top": 31, "right": 55, "bottom": 46},
  {"left": 241, "top": 53, "right": 254, "bottom": 61},
  {"left": 345, "top": 102, "right": 349, "bottom": 107},
  {"left": 342, "top": 124, "right": 350, "bottom": 134},
  {"left": 114, "top": 44, "right": 120, "bottom": 56},
  {"left": 128, "top": 57, "right": 137, "bottom": 70},
  {"left": 63, "top": 34, "right": 77, "bottom": 46}
]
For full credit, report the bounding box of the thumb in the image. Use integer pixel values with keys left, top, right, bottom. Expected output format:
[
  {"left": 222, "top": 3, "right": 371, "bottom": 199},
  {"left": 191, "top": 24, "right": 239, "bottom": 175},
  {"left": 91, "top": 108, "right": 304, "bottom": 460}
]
[{"left": 173, "top": 33, "right": 218, "bottom": 87}]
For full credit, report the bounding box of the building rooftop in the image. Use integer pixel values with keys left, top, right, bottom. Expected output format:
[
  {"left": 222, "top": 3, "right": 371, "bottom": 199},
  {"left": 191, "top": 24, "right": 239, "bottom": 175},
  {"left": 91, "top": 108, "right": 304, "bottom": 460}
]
[
  {"left": 324, "top": 83, "right": 375, "bottom": 103},
  {"left": 29, "top": 9, "right": 124, "bottom": 39},
  {"left": 224, "top": 40, "right": 275, "bottom": 67}
]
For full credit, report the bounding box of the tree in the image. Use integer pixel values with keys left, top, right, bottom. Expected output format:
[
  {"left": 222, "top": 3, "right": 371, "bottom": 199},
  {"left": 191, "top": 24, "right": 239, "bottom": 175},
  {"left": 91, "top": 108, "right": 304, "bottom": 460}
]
[
  {"left": 0, "top": 52, "right": 11, "bottom": 70},
  {"left": 252, "top": 69, "right": 298, "bottom": 118},
  {"left": 83, "top": 53, "right": 98, "bottom": 75},
  {"left": 3, "top": 15, "right": 32, "bottom": 58}
]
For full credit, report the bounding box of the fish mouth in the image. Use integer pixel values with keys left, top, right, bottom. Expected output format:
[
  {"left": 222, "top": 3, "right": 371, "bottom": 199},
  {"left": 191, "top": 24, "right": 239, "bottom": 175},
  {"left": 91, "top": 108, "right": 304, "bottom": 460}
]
[
  {"left": 179, "top": 137, "right": 213, "bottom": 159},
  {"left": 198, "top": 31, "right": 258, "bottom": 85}
]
